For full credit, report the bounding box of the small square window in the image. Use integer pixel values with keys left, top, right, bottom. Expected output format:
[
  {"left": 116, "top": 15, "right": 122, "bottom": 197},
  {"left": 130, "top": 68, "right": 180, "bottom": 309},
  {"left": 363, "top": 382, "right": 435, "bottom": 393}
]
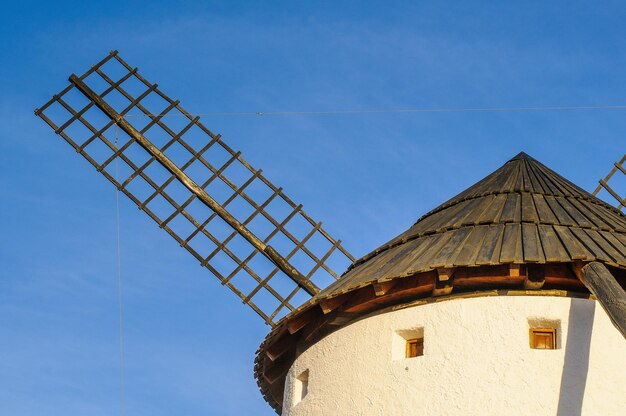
[
  {"left": 293, "top": 369, "right": 309, "bottom": 407},
  {"left": 529, "top": 328, "right": 556, "bottom": 349},
  {"left": 393, "top": 328, "right": 424, "bottom": 360},
  {"left": 406, "top": 338, "right": 424, "bottom": 358}
]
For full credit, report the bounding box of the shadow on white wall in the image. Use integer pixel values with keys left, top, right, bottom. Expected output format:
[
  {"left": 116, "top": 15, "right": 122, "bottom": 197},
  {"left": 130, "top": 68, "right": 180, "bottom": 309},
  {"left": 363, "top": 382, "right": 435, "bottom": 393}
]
[{"left": 557, "top": 299, "right": 596, "bottom": 416}]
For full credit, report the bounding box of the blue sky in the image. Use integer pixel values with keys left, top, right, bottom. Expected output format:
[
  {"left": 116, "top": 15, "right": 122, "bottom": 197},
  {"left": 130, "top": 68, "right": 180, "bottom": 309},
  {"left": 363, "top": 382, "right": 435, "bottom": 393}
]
[{"left": 1, "top": 1, "right": 625, "bottom": 415}]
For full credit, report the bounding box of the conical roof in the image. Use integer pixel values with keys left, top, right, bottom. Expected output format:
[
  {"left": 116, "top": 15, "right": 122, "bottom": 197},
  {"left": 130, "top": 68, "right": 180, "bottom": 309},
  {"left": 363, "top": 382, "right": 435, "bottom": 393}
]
[{"left": 317, "top": 151, "right": 626, "bottom": 298}]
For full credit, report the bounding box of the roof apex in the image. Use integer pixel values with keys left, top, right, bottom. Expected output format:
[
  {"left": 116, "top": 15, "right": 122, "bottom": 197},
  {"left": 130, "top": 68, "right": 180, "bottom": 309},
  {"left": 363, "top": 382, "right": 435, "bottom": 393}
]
[{"left": 508, "top": 150, "right": 533, "bottom": 161}]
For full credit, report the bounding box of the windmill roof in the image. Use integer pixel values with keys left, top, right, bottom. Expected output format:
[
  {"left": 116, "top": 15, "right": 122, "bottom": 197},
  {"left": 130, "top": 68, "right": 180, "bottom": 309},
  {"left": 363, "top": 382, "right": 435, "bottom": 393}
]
[
  {"left": 255, "top": 152, "right": 626, "bottom": 413},
  {"left": 315, "top": 151, "right": 626, "bottom": 298}
]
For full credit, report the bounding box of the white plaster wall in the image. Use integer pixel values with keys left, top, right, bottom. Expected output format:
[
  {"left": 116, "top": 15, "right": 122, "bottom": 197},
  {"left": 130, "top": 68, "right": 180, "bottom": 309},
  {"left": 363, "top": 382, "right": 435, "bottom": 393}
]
[{"left": 282, "top": 296, "right": 626, "bottom": 416}]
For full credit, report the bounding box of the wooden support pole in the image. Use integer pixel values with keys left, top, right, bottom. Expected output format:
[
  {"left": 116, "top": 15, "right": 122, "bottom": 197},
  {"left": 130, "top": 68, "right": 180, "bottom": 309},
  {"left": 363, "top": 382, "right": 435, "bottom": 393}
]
[
  {"left": 580, "top": 262, "right": 626, "bottom": 340},
  {"left": 69, "top": 74, "right": 319, "bottom": 296}
]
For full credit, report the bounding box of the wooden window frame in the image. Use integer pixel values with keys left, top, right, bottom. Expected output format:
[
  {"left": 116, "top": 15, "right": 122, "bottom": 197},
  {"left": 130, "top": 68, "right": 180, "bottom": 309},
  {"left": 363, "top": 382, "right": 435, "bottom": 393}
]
[
  {"left": 529, "top": 328, "right": 557, "bottom": 350},
  {"left": 405, "top": 337, "right": 424, "bottom": 358}
]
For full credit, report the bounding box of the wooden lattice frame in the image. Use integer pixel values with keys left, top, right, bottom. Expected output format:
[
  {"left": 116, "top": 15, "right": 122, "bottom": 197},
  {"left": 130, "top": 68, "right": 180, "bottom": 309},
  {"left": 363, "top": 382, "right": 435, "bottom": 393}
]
[
  {"left": 594, "top": 154, "right": 626, "bottom": 212},
  {"left": 35, "top": 51, "right": 355, "bottom": 326}
]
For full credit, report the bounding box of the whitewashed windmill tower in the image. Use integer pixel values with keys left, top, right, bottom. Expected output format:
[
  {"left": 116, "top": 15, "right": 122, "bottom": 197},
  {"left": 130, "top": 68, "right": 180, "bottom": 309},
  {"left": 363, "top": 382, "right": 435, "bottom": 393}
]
[{"left": 36, "top": 52, "right": 626, "bottom": 416}]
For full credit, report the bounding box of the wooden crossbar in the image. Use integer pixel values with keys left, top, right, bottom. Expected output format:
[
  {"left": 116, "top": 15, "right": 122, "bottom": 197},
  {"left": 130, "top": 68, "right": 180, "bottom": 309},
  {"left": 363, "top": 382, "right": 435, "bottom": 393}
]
[{"left": 593, "top": 154, "right": 626, "bottom": 211}]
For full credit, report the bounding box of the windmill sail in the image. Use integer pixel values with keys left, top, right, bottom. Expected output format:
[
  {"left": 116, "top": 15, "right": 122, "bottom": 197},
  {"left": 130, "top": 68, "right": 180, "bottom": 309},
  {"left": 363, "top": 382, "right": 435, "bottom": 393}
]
[
  {"left": 594, "top": 153, "right": 626, "bottom": 211},
  {"left": 35, "top": 51, "right": 355, "bottom": 326}
]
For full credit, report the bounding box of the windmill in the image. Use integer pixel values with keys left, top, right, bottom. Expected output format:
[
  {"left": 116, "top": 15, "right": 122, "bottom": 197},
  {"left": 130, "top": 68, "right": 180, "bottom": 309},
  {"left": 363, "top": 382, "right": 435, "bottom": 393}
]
[{"left": 36, "top": 52, "right": 626, "bottom": 415}]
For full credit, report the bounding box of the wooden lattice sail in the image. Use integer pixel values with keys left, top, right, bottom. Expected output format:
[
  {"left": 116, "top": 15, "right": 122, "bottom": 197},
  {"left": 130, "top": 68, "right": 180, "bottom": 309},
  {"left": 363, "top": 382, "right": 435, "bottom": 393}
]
[
  {"left": 35, "top": 51, "right": 354, "bottom": 326},
  {"left": 594, "top": 153, "right": 626, "bottom": 211}
]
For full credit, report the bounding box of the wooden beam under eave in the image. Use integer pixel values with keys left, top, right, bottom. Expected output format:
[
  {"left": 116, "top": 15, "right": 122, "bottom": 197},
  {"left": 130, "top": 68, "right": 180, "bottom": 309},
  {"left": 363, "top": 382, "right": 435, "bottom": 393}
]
[
  {"left": 432, "top": 267, "right": 455, "bottom": 296},
  {"left": 268, "top": 379, "right": 286, "bottom": 409},
  {"left": 319, "top": 295, "right": 347, "bottom": 314},
  {"left": 263, "top": 350, "right": 294, "bottom": 384},
  {"left": 509, "top": 263, "right": 522, "bottom": 277},
  {"left": 299, "top": 310, "right": 341, "bottom": 344},
  {"left": 373, "top": 280, "right": 396, "bottom": 296},
  {"left": 343, "top": 273, "right": 436, "bottom": 314},
  {"left": 286, "top": 306, "right": 319, "bottom": 334},
  {"left": 341, "top": 286, "right": 377, "bottom": 313},
  {"left": 453, "top": 264, "right": 523, "bottom": 288},
  {"left": 524, "top": 264, "right": 545, "bottom": 289},
  {"left": 265, "top": 331, "right": 295, "bottom": 361}
]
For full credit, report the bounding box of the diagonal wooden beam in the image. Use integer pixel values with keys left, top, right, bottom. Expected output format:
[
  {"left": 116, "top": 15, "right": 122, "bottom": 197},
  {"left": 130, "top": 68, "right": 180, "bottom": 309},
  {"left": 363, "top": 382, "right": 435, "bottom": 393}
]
[
  {"left": 69, "top": 74, "right": 319, "bottom": 296},
  {"left": 579, "top": 262, "right": 626, "bottom": 339}
]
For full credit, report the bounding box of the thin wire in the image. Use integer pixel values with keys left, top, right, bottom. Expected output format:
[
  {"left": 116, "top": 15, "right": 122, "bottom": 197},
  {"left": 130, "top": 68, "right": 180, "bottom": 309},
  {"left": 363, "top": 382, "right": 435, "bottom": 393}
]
[
  {"left": 114, "top": 124, "right": 126, "bottom": 416},
  {"left": 124, "top": 104, "right": 626, "bottom": 118}
]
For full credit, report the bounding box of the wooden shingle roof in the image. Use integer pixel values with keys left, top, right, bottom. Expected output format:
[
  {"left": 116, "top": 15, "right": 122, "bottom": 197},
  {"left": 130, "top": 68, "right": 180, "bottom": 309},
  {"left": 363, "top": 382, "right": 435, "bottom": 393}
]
[{"left": 316, "top": 152, "right": 626, "bottom": 298}]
